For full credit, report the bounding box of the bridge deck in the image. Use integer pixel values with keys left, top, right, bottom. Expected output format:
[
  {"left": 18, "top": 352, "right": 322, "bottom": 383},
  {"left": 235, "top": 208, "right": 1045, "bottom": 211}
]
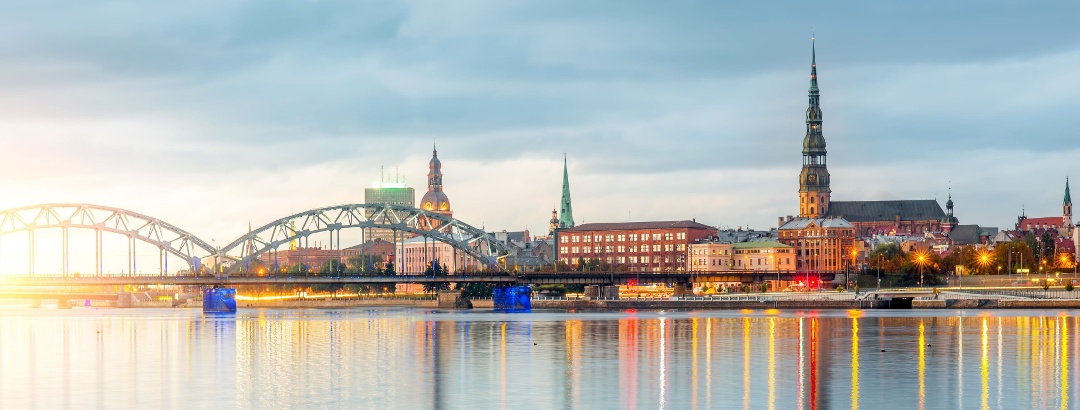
[{"left": 1, "top": 271, "right": 838, "bottom": 286}]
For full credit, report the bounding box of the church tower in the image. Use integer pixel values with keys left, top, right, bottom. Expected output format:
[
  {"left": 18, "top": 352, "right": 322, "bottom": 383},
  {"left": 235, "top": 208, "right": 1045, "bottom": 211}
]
[
  {"left": 798, "top": 37, "right": 831, "bottom": 218},
  {"left": 942, "top": 188, "right": 959, "bottom": 234},
  {"left": 1064, "top": 177, "right": 1073, "bottom": 228},
  {"left": 559, "top": 155, "right": 575, "bottom": 228},
  {"left": 420, "top": 144, "right": 452, "bottom": 218}
]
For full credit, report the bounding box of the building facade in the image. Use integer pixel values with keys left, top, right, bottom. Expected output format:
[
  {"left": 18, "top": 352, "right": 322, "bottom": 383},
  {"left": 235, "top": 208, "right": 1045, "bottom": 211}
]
[
  {"left": 731, "top": 242, "right": 797, "bottom": 272},
  {"left": 687, "top": 241, "right": 734, "bottom": 272},
  {"left": 399, "top": 234, "right": 482, "bottom": 275},
  {"left": 556, "top": 220, "right": 714, "bottom": 272},
  {"left": 778, "top": 217, "right": 857, "bottom": 273},
  {"left": 687, "top": 241, "right": 795, "bottom": 272}
]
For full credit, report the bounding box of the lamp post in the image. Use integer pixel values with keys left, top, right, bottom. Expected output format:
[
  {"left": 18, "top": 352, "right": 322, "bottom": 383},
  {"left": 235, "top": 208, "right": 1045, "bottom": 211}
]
[
  {"left": 877, "top": 254, "right": 883, "bottom": 289},
  {"left": 917, "top": 253, "right": 926, "bottom": 288}
]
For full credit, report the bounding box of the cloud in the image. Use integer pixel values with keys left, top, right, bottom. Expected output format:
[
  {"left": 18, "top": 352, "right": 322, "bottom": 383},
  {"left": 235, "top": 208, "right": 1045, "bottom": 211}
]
[{"left": 0, "top": 0, "right": 1078, "bottom": 260}]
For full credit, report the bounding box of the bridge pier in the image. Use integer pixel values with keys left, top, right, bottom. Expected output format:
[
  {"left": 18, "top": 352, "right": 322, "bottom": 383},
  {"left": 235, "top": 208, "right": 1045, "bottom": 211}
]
[
  {"left": 584, "top": 285, "right": 619, "bottom": 300},
  {"left": 437, "top": 290, "right": 472, "bottom": 309},
  {"left": 673, "top": 282, "right": 693, "bottom": 296}
]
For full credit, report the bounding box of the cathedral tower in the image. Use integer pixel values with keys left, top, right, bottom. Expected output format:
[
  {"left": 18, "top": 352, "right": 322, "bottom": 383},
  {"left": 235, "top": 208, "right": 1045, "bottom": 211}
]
[
  {"left": 798, "top": 37, "right": 831, "bottom": 218},
  {"left": 420, "top": 144, "right": 452, "bottom": 218}
]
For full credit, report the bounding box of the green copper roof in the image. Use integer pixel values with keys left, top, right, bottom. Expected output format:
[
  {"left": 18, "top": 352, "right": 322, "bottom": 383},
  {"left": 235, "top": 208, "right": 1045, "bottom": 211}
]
[
  {"left": 559, "top": 155, "right": 575, "bottom": 228},
  {"left": 1066, "top": 177, "right": 1072, "bottom": 205}
]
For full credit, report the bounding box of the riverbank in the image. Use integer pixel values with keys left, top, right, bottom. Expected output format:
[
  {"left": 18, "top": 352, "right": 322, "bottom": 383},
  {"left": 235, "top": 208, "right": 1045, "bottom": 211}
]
[{"left": 532, "top": 298, "right": 1080, "bottom": 310}]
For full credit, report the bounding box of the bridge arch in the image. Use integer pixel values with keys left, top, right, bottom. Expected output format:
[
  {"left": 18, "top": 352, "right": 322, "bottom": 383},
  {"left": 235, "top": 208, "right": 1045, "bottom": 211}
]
[
  {"left": 218, "top": 204, "right": 515, "bottom": 274},
  {"left": 0, "top": 204, "right": 215, "bottom": 276}
]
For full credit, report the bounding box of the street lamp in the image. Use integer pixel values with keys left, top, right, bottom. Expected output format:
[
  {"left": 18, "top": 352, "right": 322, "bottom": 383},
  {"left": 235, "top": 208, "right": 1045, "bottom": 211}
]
[
  {"left": 850, "top": 248, "right": 858, "bottom": 288},
  {"left": 877, "top": 253, "right": 884, "bottom": 289},
  {"left": 917, "top": 253, "right": 927, "bottom": 287}
]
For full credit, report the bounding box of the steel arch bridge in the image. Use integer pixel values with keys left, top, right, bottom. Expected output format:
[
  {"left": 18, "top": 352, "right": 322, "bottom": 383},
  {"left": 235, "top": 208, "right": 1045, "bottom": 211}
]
[
  {"left": 218, "top": 203, "right": 515, "bottom": 274},
  {"left": 0, "top": 204, "right": 216, "bottom": 276}
]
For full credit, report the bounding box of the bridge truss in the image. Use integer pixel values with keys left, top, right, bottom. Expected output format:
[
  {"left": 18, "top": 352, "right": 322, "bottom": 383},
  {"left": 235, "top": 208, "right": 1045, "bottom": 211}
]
[
  {"left": 0, "top": 204, "right": 216, "bottom": 276},
  {"left": 218, "top": 203, "right": 515, "bottom": 274}
]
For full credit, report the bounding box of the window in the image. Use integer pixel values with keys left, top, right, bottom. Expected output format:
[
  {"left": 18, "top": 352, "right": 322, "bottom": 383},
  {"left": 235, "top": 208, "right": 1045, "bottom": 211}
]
[
  {"left": 617, "top": 234, "right": 626, "bottom": 242},
  {"left": 618, "top": 257, "right": 626, "bottom": 264},
  {"left": 630, "top": 246, "right": 638, "bottom": 252},
  {"left": 642, "top": 256, "right": 650, "bottom": 263},
  {"left": 676, "top": 232, "right": 686, "bottom": 240},
  {"left": 629, "top": 234, "right": 638, "bottom": 241},
  {"left": 605, "top": 235, "right": 614, "bottom": 242},
  {"left": 652, "top": 245, "right": 660, "bottom": 252},
  {"left": 664, "top": 233, "right": 674, "bottom": 241},
  {"left": 677, "top": 244, "right": 686, "bottom": 251},
  {"left": 605, "top": 246, "right": 613, "bottom": 253},
  {"left": 583, "top": 236, "right": 590, "bottom": 243},
  {"left": 560, "top": 247, "right": 567, "bottom": 254},
  {"left": 617, "top": 246, "right": 625, "bottom": 253},
  {"left": 583, "top": 246, "right": 591, "bottom": 253},
  {"left": 664, "top": 244, "right": 674, "bottom": 252},
  {"left": 571, "top": 236, "right": 580, "bottom": 243},
  {"left": 571, "top": 247, "right": 579, "bottom": 253},
  {"left": 652, "top": 233, "right": 661, "bottom": 241}
]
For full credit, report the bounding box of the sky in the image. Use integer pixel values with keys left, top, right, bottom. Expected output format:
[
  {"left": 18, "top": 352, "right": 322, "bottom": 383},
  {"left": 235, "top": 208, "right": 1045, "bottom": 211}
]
[{"left": 2, "top": 0, "right": 1080, "bottom": 256}]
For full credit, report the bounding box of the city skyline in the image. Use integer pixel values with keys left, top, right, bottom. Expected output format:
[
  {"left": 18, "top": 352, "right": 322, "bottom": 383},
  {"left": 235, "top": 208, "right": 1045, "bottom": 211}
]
[{"left": 1, "top": 1, "right": 1078, "bottom": 242}]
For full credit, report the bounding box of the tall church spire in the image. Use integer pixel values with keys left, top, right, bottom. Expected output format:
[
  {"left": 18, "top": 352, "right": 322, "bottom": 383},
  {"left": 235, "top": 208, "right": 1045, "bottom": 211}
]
[
  {"left": 559, "top": 154, "right": 575, "bottom": 228},
  {"left": 798, "top": 36, "right": 831, "bottom": 218},
  {"left": 1064, "top": 177, "right": 1073, "bottom": 228}
]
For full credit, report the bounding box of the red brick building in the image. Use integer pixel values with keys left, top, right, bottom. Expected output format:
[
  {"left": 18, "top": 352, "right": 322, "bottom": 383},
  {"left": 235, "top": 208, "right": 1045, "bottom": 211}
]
[{"left": 555, "top": 220, "right": 714, "bottom": 272}]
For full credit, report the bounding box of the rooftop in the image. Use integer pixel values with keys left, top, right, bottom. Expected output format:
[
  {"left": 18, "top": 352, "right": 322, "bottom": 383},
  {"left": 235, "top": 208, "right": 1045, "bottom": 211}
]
[
  {"left": 732, "top": 241, "right": 792, "bottom": 249},
  {"left": 562, "top": 220, "right": 714, "bottom": 232},
  {"left": 826, "top": 200, "right": 946, "bottom": 222},
  {"left": 778, "top": 217, "right": 854, "bottom": 230}
]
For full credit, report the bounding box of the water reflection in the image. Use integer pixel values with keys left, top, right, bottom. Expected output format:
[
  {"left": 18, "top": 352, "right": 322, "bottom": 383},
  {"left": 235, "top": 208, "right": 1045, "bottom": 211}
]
[{"left": 3, "top": 309, "right": 1080, "bottom": 408}]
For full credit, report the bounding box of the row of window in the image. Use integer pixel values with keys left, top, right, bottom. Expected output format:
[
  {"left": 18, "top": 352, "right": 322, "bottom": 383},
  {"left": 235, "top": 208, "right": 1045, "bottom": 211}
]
[
  {"left": 567, "top": 232, "right": 687, "bottom": 243},
  {"left": 779, "top": 229, "right": 853, "bottom": 238},
  {"left": 560, "top": 244, "right": 687, "bottom": 254},
  {"left": 560, "top": 256, "right": 678, "bottom": 264},
  {"left": 692, "top": 258, "right": 793, "bottom": 266}
]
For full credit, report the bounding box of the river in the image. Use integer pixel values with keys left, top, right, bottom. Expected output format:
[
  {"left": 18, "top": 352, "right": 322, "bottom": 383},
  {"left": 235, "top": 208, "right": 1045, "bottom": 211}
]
[{"left": 0, "top": 307, "right": 1076, "bottom": 409}]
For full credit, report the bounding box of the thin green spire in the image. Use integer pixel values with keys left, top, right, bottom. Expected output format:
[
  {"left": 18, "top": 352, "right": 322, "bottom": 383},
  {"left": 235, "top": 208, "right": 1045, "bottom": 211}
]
[
  {"left": 1065, "top": 177, "right": 1072, "bottom": 205},
  {"left": 559, "top": 154, "right": 575, "bottom": 228}
]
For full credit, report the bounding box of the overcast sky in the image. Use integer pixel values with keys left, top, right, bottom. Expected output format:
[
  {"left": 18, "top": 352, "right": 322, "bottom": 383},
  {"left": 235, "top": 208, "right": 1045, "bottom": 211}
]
[{"left": 2, "top": 0, "right": 1079, "bottom": 247}]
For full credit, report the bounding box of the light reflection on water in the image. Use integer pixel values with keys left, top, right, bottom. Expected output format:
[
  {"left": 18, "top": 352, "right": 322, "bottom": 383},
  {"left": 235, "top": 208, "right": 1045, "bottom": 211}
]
[{"left": 2, "top": 308, "right": 1080, "bottom": 409}]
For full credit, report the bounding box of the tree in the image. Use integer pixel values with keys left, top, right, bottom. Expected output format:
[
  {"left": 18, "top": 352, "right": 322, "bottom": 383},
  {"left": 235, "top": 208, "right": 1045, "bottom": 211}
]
[
  {"left": 383, "top": 260, "right": 396, "bottom": 276},
  {"left": 895, "top": 252, "right": 945, "bottom": 286},
  {"left": 346, "top": 254, "right": 383, "bottom": 274},
  {"left": 992, "top": 241, "right": 1035, "bottom": 275},
  {"left": 318, "top": 259, "right": 344, "bottom": 275},
  {"left": 1040, "top": 231, "right": 1056, "bottom": 262},
  {"left": 869, "top": 243, "right": 905, "bottom": 273}
]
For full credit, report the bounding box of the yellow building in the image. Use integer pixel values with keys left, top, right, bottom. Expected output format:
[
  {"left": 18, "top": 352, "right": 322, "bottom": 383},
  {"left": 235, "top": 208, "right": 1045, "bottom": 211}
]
[{"left": 731, "top": 241, "right": 796, "bottom": 272}]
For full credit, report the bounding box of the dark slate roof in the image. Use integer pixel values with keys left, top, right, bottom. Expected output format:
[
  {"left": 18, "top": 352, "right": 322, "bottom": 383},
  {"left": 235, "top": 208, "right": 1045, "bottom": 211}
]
[
  {"left": 563, "top": 220, "right": 714, "bottom": 232},
  {"left": 825, "top": 200, "right": 946, "bottom": 223},
  {"left": 949, "top": 224, "right": 981, "bottom": 245}
]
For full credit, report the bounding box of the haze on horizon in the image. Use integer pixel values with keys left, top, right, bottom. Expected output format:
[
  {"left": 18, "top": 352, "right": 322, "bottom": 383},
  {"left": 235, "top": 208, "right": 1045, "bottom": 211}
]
[{"left": 1, "top": 0, "right": 1079, "bottom": 246}]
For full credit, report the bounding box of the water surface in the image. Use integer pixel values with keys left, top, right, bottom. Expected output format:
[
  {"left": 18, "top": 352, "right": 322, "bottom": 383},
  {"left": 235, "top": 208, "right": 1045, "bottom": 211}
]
[{"left": 1, "top": 307, "right": 1077, "bottom": 409}]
